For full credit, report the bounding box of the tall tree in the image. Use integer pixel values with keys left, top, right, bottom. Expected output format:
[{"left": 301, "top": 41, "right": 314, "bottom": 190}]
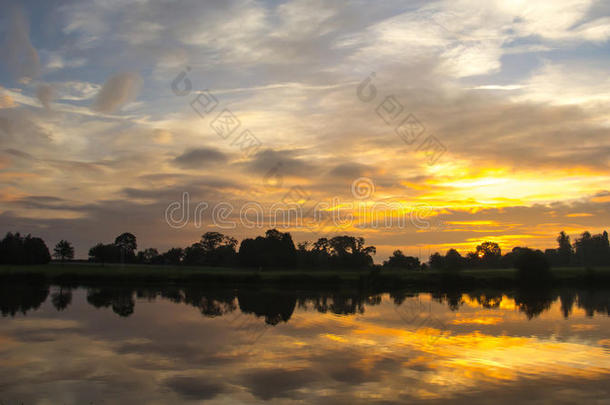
[
  {"left": 114, "top": 232, "right": 137, "bottom": 263},
  {"left": 53, "top": 240, "right": 75, "bottom": 262},
  {"left": 475, "top": 241, "right": 501, "bottom": 267},
  {"left": 429, "top": 252, "right": 444, "bottom": 269},
  {"left": 574, "top": 230, "right": 610, "bottom": 266},
  {"left": 556, "top": 231, "right": 573, "bottom": 265},
  {"left": 444, "top": 249, "right": 464, "bottom": 271}
]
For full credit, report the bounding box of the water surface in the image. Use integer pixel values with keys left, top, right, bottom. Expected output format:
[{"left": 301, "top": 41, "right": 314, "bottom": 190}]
[{"left": 1, "top": 283, "right": 609, "bottom": 404}]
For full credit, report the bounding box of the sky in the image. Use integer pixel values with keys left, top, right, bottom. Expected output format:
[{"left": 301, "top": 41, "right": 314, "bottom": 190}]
[{"left": 0, "top": 0, "right": 609, "bottom": 261}]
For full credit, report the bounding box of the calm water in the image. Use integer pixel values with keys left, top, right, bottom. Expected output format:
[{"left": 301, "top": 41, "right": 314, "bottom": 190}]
[{"left": 1, "top": 283, "right": 609, "bottom": 404}]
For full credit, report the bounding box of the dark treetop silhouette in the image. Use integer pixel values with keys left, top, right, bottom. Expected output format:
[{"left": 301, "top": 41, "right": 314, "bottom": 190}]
[{"left": 1, "top": 229, "right": 609, "bottom": 272}]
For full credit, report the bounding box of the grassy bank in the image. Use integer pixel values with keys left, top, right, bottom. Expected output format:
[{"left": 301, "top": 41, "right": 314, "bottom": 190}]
[{"left": 1, "top": 263, "right": 609, "bottom": 288}]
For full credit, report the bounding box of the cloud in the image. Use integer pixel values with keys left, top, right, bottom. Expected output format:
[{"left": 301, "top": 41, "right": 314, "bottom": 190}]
[
  {"left": 42, "top": 51, "right": 87, "bottom": 71},
  {"left": 0, "top": 90, "right": 17, "bottom": 109},
  {"left": 92, "top": 72, "right": 142, "bottom": 113},
  {"left": 55, "top": 81, "right": 101, "bottom": 101},
  {"left": 163, "top": 376, "right": 226, "bottom": 400},
  {"left": 0, "top": 5, "right": 40, "bottom": 81},
  {"left": 172, "top": 147, "right": 228, "bottom": 169},
  {"left": 36, "top": 84, "right": 55, "bottom": 110},
  {"left": 514, "top": 61, "right": 610, "bottom": 106},
  {"left": 0, "top": 108, "right": 53, "bottom": 148},
  {"left": 3, "top": 148, "right": 35, "bottom": 160},
  {"left": 329, "top": 162, "right": 374, "bottom": 178},
  {"left": 1, "top": 0, "right": 609, "bottom": 261},
  {"left": 152, "top": 129, "right": 173, "bottom": 145},
  {"left": 240, "top": 368, "right": 319, "bottom": 400},
  {"left": 239, "top": 149, "right": 317, "bottom": 178}
]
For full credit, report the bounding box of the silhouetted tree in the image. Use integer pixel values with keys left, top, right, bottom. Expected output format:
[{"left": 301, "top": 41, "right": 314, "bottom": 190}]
[
  {"left": 114, "top": 232, "right": 137, "bottom": 263},
  {"left": 184, "top": 232, "right": 237, "bottom": 266},
  {"left": 297, "top": 238, "right": 333, "bottom": 268},
  {"left": 115, "top": 232, "right": 137, "bottom": 252},
  {"left": 444, "top": 249, "right": 464, "bottom": 271},
  {"left": 513, "top": 247, "right": 551, "bottom": 283},
  {"left": 264, "top": 229, "right": 298, "bottom": 267},
  {"left": 53, "top": 240, "right": 74, "bottom": 262},
  {"left": 327, "top": 235, "right": 376, "bottom": 269},
  {"left": 88, "top": 243, "right": 122, "bottom": 263},
  {"left": 556, "top": 231, "right": 574, "bottom": 265},
  {"left": 238, "top": 229, "right": 297, "bottom": 268},
  {"left": 429, "top": 249, "right": 464, "bottom": 271},
  {"left": 464, "top": 251, "right": 479, "bottom": 267},
  {"left": 24, "top": 236, "right": 52, "bottom": 264},
  {"left": 543, "top": 248, "right": 559, "bottom": 266},
  {"left": 384, "top": 250, "right": 421, "bottom": 270},
  {"left": 161, "top": 248, "right": 184, "bottom": 265},
  {"left": 474, "top": 241, "right": 501, "bottom": 268},
  {"left": 137, "top": 248, "right": 160, "bottom": 264},
  {"left": 574, "top": 230, "right": 609, "bottom": 266},
  {"left": 0, "top": 232, "right": 51, "bottom": 264},
  {"left": 501, "top": 247, "right": 527, "bottom": 268},
  {"left": 0, "top": 232, "right": 25, "bottom": 264},
  {"left": 429, "top": 252, "right": 444, "bottom": 269},
  {"left": 238, "top": 238, "right": 260, "bottom": 267},
  {"left": 296, "top": 241, "right": 313, "bottom": 267}
]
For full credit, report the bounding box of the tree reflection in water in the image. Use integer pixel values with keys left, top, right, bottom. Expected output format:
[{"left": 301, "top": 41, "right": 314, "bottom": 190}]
[
  {"left": 1, "top": 280, "right": 609, "bottom": 322},
  {"left": 0, "top": 279, "right": 49, "bottom": 317}
]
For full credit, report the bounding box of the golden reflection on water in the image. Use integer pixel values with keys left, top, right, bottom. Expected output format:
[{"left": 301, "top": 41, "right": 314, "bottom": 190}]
[
  {"left": 283, "top": 296, "right": 610, "bottom": 401},
  {"left": 0, "top": 289, "right": 609, "bottom": 404}
]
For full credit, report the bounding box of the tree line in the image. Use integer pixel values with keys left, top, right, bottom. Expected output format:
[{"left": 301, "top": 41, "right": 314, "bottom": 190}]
[
  {"left": 84, "top": 229, "right": 378, "bottom": 269},
  {"left": 423, "top": 230, "right": 610, "bottom": 272},
  {"left": 0, "top": 229, "right": 609, "bottom": 272}
]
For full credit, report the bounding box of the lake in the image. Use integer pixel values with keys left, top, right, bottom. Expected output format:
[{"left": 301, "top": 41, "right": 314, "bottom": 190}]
[{"left": 1, "top": 282, "right": 609, "bottom": 404}]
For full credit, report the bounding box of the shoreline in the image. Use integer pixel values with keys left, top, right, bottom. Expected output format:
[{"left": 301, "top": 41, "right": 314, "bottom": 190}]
[{"left": 2, "top": 264, "right": 610, "bottom": 289}]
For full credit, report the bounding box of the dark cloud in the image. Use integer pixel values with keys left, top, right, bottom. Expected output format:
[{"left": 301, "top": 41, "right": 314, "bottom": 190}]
[
  {"left": 163, "top": 376, "right": 226, "bottom": 400},
  {"left": 45, "top": 159, "right": 107, "bottom": 174},
  {"left": 10, "top": 195, "right": 75, "bottom": 211},
  {"left": 92, "top": 72, "right": 142, "bottom": 113},
  {"left": 172, "top": 147, "right": 228, "bottom": 169},
  {"left": 36, "top": 84, "right": 55, "bottom": 110},
  {"left": 3, "top": 148, "right": 35, "bottom": 160},
  {"left": 329, "top": 162, "right": 374, "bottom": 178},
  {"left": 240, "top": 368, "right": 320, "bottom": 400},
  {"left": 0, "top": 4, "right": 40, "bottom": 81},
  {"left": 239, "top": 148, "right": 318, "bottom": 178}
]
